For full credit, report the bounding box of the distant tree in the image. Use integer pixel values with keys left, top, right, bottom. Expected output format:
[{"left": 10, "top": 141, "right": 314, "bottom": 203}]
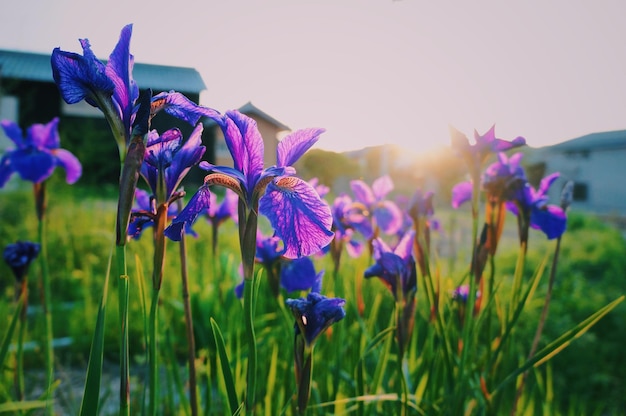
[{"left": 296, "top": 149, "right": 361, "bottom": 189}]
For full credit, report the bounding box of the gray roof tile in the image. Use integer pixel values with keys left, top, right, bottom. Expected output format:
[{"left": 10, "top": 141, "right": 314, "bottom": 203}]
[{"left": 0, "top": 49, "right": 206, "bottom": 93}]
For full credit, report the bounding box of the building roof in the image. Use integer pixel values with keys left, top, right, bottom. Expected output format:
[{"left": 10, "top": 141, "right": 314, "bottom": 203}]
[
  {"left": 0, "top": 49, "right": 206, "bottom": 93},
  {"left": 546, "top": 129, "right": 626, "bottom": 152},
  {"left": 204, "top": 101, "right": 290, "bottom": 130}
]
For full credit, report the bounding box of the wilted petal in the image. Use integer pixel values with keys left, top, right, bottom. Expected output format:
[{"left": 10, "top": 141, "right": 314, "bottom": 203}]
[
  {"left": 260, "top": 177, "right": 333, "bottom": 258},
  {"left": 452, "top": 181, "right": 473, "bottom": 208},
  {"left": 276, "top": 128, "right": 324, "bottom": 167},
  {"left": 165, "top": 185, "right": 211, "bottom": 241},
  {"left": 53, "top": 148, "right": 82, "bottom": 184}
]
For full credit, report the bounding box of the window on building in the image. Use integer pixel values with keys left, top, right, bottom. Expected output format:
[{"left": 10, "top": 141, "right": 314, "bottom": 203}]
[{"left": 573, "top": 182, "right": 588, "bottom": 201}]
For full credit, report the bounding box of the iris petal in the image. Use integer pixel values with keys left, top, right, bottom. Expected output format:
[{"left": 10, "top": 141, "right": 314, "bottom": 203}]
[
  {"left": 350, "top": 179, "right": 375, "bottom": 205},
  {"left": 373, "top": 200, "right": 403, "bottom": 235},
  {"left": 165, "top": 185, "right": 211, "bottom": 241},
  {"left": 260, "top": 177, "right": 333, "bottom": 258},
  {"left": 51, "top": 43, "right": 115, "bottom": 106},
  {"left": 276, "top": 128, "right": 324, "bottom": 167},
  {"left": 280, "top": 257, "right": 318, "bottom": 292},
  {"left": 0, "top": 121, "right": 25, "bottom": 147},
  {"left": 0, "top": 155, "right": 13, "bottom": 187},
  {"left": 151, "top": 91, "right": 220, "bottom": 126},
  {"left": 11, "top": 149, "right": 55, "bottom": 183},
  {"left": 28, "top": 118, "right": 60, "bottom": 149},
  {"left": 372, "top": 175, "right": 394, "bottom": 200},
  {"left": 53, "top": 149, "right": 82, "bottom": 184},
  {"left": 531, "top": 204, "right": 567, "bottom": 239},
  {"left": 106, "top": 24, "right": 137, "bottom": 134},
  {"left": 451, "top": 181, "right": 473, "bottom": 208}
]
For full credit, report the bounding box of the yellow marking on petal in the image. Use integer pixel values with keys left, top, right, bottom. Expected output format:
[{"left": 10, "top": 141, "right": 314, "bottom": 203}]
[{"left": 204, "top": 173, "right": 245, "bottom": 201}]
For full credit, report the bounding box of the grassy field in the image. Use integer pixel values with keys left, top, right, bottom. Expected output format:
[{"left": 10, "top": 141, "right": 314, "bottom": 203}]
[{"left": 1, "top": 181, "right": 625, "bottom": 415}]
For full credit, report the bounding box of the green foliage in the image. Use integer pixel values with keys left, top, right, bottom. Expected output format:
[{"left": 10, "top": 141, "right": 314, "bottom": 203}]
[
  {"left": 296, "top": 149, "right": 361, "bottom": 187},
  {"left": 1, "top": 183, "right": 625, "bottom": 415}
]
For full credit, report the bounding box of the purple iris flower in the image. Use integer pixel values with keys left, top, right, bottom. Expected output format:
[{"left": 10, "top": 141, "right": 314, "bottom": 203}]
[
  {"left": 3, "top": 241, "right": 40, "bottom": 282},
  {"left": 450, "top": 125, "right": 526, "bottom": 174},
  {"left": 452, "top": 284, "right": 481, "bottom": 303},
  {"left": 364, "top": 230, "right": 417, "bottom": 300},
  {"left": 350, "top": 175, "right": 403, "bottom": 237},
  {"left": 452, "top": 152, "right": 526, "bottom": 209},
  {"left": 482, "top": 152, "right": 527, "bottom": 202},
  {"left": 0, "top": 118, "right": 82, "bottom": 186},
  {"left": 141, "top": 124, "right": 206, "bottom": 204},
  {"left": 308, "top": 177, "right": 330, "bottom": 199},
  {"left": 51, "top": 24, "right": 219, "bottom": 151},
  {"left": 508, "top": 173, "right": 567, "bottom": 240},
  {"left": 51, "top": 24, "right": 137, "bottom": 150},
  {"left": 166, "top": 110, "right": 333, "bottom": 258},
  {"left": 285, "top": 292, "right": 346, "bottom": 346},
  {"left": 331, "top": 194, "right": 367, "bottom": 258}
]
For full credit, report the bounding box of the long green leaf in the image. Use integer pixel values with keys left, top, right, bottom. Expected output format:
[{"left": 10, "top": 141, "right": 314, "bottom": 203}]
[
  {"left": 493, "top": 295, "right": 625, "bottom": 395},
  {"left": 0, "top": 293, "right": 23, "bottom": 370},
  {"left": 79, "top": 246, "right": 113, "bottom": 416},
  {"left": 0, "top": 400, "right": 49, "bottom": 413},
  {"left": 210, "top": 317, "right": 240, "bottom": 414}
]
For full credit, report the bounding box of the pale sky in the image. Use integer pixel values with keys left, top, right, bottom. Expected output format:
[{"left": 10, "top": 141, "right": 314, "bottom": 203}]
[{"left": 2, "top": 0, "right": 626, "bottom": 154}]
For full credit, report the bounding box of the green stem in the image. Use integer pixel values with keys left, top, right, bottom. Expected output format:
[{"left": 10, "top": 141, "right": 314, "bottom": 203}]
[
  {"left": 117, "top": 244, "right": 130, "bottom": 416},
  {"left": 149, "top": 287, "right": 160, "bottom": 416},
  {"left": 15, "top": 279, "right": 27, "bottom": 407},
  {"left": 178, "top": 216, "right": 198, "bottom": 416},
  {"left": 243, "top": 278, "right": 257, "bottom": 412},
  {"left": 35, "top": 182, "right": 54, "bottom": 416}
]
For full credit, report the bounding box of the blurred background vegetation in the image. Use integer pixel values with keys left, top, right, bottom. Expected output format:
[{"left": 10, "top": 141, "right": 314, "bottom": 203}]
[{"left": 1, "top": 167, "right": 625, "bottom": 414}]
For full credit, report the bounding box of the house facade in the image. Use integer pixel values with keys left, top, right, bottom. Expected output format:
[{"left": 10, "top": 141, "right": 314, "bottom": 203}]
[{"left": 528, "top": 130, "right": 626, "bottom": 216}]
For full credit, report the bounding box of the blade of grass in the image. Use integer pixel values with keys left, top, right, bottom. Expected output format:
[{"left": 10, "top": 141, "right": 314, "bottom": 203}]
[
  {"left": 79, "top": 246, "right": 113, "bottom": 416},
  {"left": 210, "top": 317, "right": 240, "bottom": 414},
  {"left": 492, "top": 295, "right": 625, "bottom": 395},
  {"left": 0, "top": 292, "right": 23, "bottom": 369}
]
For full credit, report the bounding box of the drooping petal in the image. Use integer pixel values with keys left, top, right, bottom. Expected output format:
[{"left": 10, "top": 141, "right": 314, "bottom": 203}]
[
  {"left": 52, "top": 148, "right": 82, "bottom": 184},
  {"left": 451, "top": 181, "right": 473, "bottom": 208},
  {"left": 10, "top": 149, "right": 55, "bottom": 183},
  {"left": 260, "top": 177, "right": 334, "bottom": 258},
  {"left": 276, "top": 128, "right": 325, "bottom": 167},
  {"left": 151, "top": 91, "right": 220, "bottom": 126},
  {"left": 373, "top": 200, "right": 403, "bottom": 235},
  {"left": 530, "top": 204, "right": 567, "bottom": 239},
  {"left": 165, "top": 185, "right": 211, "bottom": 241}
]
